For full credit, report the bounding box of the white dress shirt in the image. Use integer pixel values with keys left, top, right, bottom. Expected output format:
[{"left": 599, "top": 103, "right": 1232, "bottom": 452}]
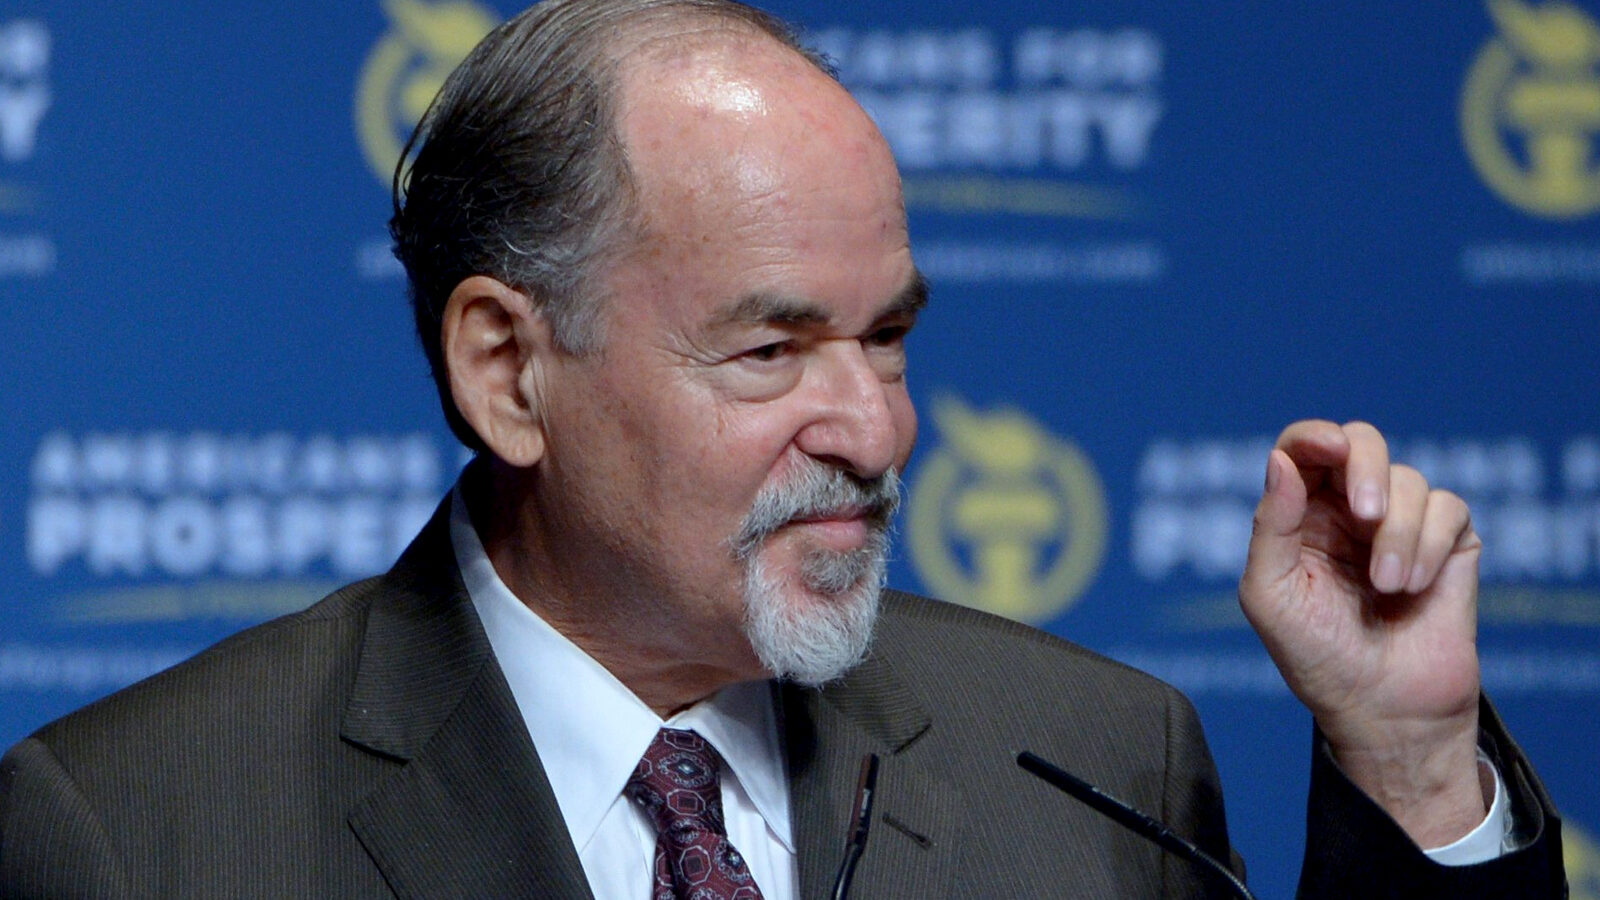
[
  {"left": 450, "top": 489, "right": 799, "bottom": 900},
  {"left": 450, "top": 486, "right": 1507, "bottom": 891}
]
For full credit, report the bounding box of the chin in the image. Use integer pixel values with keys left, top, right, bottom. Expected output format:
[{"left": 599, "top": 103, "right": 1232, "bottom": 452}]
[
  {"left": 739, "top": 541, "right": 886, "bottom": 687},
  {"left": 731, "top": 460, "right": 901, "bottom": 685}
]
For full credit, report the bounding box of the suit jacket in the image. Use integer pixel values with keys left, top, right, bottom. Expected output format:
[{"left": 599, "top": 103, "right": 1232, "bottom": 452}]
[{"left": 0, "top": 503, "right": 1566, "bottom": 898}]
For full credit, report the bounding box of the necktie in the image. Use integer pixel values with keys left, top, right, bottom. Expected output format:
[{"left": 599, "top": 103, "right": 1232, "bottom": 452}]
[{"left": 625, "top": 728, "right": 767, "bottom": 900}]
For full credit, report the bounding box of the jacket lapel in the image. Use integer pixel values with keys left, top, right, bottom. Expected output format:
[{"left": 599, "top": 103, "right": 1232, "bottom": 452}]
[
  {"left": 339, "top": 502, "right": 595, "bottom": 900},
  {"left": 786, "top": 631, "right": 963, "bottom": 900},
  {"left": 334, "top": 505, "right": 959, "bottom": 899}
]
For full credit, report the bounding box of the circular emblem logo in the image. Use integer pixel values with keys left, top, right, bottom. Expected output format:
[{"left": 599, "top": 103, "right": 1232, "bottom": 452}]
[
  {"left": 908, "top": 395, "right": 1108, "bottom": 624},
  {"left": 1461, "top": 0, "right": 1600, "bottom": 218},
  {"left": 354, "top": 0, "right": 500, "bottom": 186}
]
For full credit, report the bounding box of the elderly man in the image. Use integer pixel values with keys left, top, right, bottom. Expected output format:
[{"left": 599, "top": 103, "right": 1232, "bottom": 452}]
[{"left": 0, "top": 0, "right": 1565, "bottom": 897}]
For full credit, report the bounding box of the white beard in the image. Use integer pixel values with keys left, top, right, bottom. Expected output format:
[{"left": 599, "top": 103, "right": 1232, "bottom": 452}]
[
  {"left": 740, "top": 533, "right": 888, "bottom": 687},
  {"left": 732, "top": 462, "right": 900, "bottom": 687}
]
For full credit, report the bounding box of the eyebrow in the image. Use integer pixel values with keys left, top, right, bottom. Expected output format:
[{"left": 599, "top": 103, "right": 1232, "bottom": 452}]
[
  {"left": 892, "top": 269, "right": 930, "bottom": 318},
  {"left": 712, "top": 268, "right": 930, "bottom": 328}
]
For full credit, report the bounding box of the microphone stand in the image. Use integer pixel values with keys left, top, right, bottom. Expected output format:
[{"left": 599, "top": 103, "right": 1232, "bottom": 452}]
[{"left": 1018, "top": 751, "right": 1258, "bottom": 900}]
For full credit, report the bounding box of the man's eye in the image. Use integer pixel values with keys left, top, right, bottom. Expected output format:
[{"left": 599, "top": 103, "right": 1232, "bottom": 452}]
[
  {"left": 745, "top": 342, "right": 790, "bottom": 362},
  {"left": 866, "top": 325, "right": 908, "bottom": 346}
]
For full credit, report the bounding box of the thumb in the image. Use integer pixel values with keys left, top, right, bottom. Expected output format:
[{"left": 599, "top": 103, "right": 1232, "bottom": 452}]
[{"left": 1240, "top": 449, "right": 1309, "bottom": 610}]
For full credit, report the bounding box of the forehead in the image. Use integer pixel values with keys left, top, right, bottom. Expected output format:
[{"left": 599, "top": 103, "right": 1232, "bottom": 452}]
[
  {"left": 609, "top": 34, "right": 913, "bottom": 324},
  {"left": 619, "top": 39, "right": 897, "bottom": 193}
]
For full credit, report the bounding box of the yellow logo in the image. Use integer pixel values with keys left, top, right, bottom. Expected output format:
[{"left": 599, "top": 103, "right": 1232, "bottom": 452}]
[
  {"left": 908, "top": 395, "right": 1107, "bottom": 624},
  {"left": 1461, "top": 0, "right": 1600, "bottom": 218},
  {"left": 1571, "top": 821, "right": 1600, "bottom": 900},
  {"left": 354, "top": 0, "right": 500, "bottom": 186}
]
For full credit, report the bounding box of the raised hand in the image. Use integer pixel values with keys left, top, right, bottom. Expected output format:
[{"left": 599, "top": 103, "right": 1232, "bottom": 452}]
[{"left": 1240, "top": 420, "right": 1490, "bottom": 846}]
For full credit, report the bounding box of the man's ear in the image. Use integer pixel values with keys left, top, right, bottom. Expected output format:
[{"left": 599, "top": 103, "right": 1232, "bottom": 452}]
[{"left": 441, "top": 275, "right": 554, "bottom": 467}]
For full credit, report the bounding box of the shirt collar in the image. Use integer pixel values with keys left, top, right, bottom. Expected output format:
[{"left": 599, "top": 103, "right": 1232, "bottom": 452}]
[{"left": 448, "top": 484, "right": 794, "bottom": 856}]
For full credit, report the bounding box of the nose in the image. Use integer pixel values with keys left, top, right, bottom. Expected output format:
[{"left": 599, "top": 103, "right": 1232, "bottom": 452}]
[{"left": 792, "top": 340, "right": 904, "bottom": 478}]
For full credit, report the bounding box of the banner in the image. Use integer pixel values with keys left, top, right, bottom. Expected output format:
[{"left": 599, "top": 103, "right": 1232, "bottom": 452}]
[{"left": 3, "top": 3, "right": 1596, "bottom": 895}]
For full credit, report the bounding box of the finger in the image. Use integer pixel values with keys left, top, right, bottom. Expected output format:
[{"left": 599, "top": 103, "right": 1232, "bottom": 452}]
[
  {"left": 1368, "top": 464, "right": 1427, "bottom": 594},
  {"left": 1339, "top": 421, "right": 1390, "bottom": 523},
  {"left": 1273, "top": 419, "right": 1349, "bottom": 496},
  {"left": 1241, "top": 448, "right": 1309, "bottom": 603},
  {"left": 1405, "top": 490, "right": 1479, "bottom": 594},
  {"left": 1274, "top": 419, "right": 1350, "bottom": 465}
]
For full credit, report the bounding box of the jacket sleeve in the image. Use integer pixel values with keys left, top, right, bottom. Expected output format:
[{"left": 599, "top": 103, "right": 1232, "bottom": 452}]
[
  {"left": 1296, "top": 695, "right": 1567, "bottom": 900},
  {"left": 1, "top": 736, "right": 131, "bottom": 899}
]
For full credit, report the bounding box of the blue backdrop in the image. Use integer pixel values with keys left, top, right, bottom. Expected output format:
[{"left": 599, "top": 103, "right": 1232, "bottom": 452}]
[{"left": 3, "top": 1, "right": 1597, "bottom": 895}]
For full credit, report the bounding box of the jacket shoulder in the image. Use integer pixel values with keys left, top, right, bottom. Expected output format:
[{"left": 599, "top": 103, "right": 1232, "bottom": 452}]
[
  {"left": 25, "top": 576, "right": 383, "bottom": 764},
  {"left": 875, "top": 588, "right": 1189, "bottom": 713},
  {"left": 1, "top": 575, "right": 408, "bottom": 896}
]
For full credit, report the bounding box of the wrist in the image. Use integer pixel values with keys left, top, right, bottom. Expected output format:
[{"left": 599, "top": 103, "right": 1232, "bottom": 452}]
[{"left": 1323, "top": 712, "right": 1488, "bottom": 848}]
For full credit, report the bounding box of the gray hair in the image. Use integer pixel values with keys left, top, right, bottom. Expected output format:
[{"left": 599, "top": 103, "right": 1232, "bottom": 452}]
[{"left": 389, "top": 0, "right": 833, "bottom": 452}]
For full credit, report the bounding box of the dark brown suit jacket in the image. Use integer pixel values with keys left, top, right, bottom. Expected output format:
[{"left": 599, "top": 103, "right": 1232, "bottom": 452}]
[{"left": 0, "top": 504, "right": 1566, "bottom": 898}]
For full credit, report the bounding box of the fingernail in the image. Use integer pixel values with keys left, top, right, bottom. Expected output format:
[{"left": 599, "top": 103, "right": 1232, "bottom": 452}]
[
  {"left": 1407, "top": 562, "right": 1427, "bottom": 593},
  {"left": 1373, "top": 553, "right": 1404, "bottom": 593},
  {"left": 1354, "top": 484, "right": 1385, "bottom": 519},
  {"left": 1264, "top": 454, "right": 1280, "bottom": 493}
]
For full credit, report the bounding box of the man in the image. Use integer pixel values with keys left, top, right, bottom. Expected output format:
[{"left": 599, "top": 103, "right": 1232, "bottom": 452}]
[{"left": 0, "top": 0, "right": 1566, "bottom": 896}]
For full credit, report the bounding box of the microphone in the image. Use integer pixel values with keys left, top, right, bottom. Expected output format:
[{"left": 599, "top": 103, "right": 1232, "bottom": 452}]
[
  {"left": 1017, "top": 751, "right": 1258, "bottom": 900},
  {"left": 830, "top": 752, "right": 881, "bottom": 900}
]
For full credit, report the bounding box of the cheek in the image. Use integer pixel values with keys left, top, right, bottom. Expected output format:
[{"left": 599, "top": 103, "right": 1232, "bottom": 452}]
[
  {"left": 690, "top": 402, "right": 821, "bottom": 496},
  {"left": 704, "top": 404, "right": 799, "bottom": 471},
  {"left": 627, "top": 385, "right": 785, "bottom": 511}
]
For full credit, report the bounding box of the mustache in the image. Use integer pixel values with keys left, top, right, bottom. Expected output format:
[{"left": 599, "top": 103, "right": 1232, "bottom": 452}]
[{"left": 731, "top": 462, "right": 902, "bottom": 561}]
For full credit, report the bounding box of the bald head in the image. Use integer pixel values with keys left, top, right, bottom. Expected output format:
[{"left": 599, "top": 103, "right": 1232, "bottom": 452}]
[
  {"left": 392, "top": 0, "right": 863, "bottom": 452},
  {"left": 613, "top": 34, "right": 907, "bottom": 286}
]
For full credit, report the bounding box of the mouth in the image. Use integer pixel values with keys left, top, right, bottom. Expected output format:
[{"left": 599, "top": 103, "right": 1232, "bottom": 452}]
[
  {"left": 782, "top": 507, "right": 876, "bottom": 552},
  {"left": 788, "top": 503, "right": 873, "bottom": 525}
]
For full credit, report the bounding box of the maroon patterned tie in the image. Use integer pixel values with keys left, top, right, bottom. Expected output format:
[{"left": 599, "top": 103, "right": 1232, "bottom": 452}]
[{"left": 625, "top": 728, "right": 767, "bottom": 900}]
